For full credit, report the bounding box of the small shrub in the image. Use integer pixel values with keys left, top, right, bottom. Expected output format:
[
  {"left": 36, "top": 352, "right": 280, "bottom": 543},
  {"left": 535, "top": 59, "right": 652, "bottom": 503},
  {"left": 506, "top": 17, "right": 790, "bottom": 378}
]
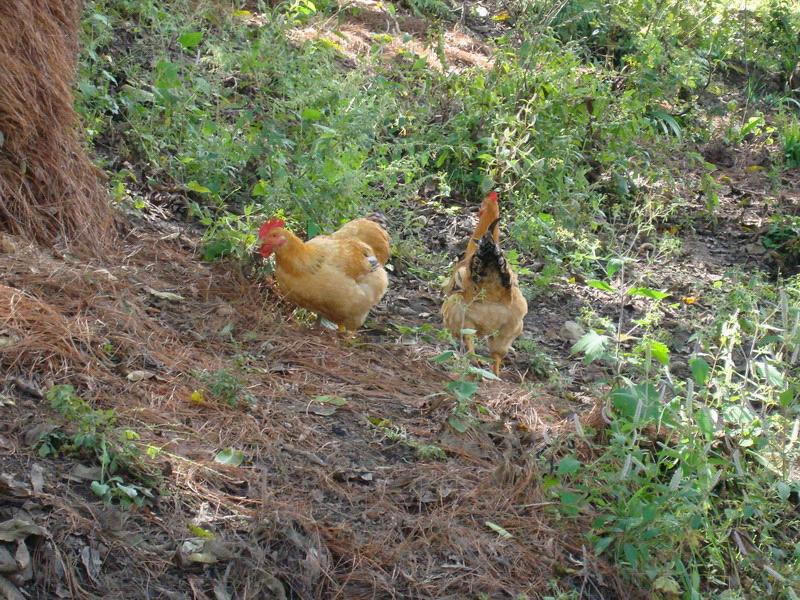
[{"left": 37, "top": 385, "right": 157, "bottom": 507}]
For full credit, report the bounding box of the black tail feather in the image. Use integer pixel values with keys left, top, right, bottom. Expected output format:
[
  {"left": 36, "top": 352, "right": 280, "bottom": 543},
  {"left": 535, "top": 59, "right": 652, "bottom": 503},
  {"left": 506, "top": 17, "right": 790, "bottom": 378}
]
[{"left": 470, "top": 220, "right": 511, "bottom": 288}]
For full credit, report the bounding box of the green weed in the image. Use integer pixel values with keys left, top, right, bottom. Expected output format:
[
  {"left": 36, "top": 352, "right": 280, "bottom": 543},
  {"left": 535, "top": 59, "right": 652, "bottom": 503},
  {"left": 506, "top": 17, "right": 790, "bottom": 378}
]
[
  {"left": 194, "top": 369, "right": 254, "bottom": 407},
  {"left": 37, "top": 385, "right": 157, "bottom": 507}
]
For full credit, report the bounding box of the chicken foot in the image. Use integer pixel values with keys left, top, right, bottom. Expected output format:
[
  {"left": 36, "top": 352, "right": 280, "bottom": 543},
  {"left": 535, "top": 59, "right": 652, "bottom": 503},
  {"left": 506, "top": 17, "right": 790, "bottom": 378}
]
[{"left": 465, "top": 335, "right": 475, "bottom": 355}]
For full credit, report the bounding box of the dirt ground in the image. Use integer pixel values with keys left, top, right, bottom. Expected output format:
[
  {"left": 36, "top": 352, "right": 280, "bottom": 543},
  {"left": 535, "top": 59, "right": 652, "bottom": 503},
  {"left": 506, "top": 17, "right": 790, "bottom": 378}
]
[{"left": 0, "top": 218, "right": 618, "bottom": 600}]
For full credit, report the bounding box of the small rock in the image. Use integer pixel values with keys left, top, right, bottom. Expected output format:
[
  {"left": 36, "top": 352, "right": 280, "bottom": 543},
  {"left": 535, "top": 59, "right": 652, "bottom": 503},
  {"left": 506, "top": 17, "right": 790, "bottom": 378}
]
[
  {"left": 0, "top": 234, "right": 18, "bottom": 254},
  {"left": 216, "top": 302, "right": 236, "bottom": 317},
  {"left": 559, "top": 321, "right": 586, "bottom": 345},
  {"left": 22, "top": 423, "right": 56, "bottom": 448},
  {"left": 0, "top": 333, "right": 20, "bottom": 350},
  {"left": 0, "top": 546, "right": 16, "bottom": 573},
  {"left": 745, "top": 242, "right": 766, "bottom": 256},
  {"left": 126, "top": 370, "right": 155, "bottom": 382},
  {"left": 0, "top": 574, "right": 24, "bottom": 600},
  {"left": 29, "top": 465, "right": 44, "bottom": 495},
  {"left": 11, "top": 377, "right": 42, "bottom": 399}
]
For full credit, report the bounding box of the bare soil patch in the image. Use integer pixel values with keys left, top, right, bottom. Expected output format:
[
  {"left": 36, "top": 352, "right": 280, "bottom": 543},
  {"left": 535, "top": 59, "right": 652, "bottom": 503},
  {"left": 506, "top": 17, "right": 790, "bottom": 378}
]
[{"left": 0, "top": 220, "right": 629, "bottom": 599}]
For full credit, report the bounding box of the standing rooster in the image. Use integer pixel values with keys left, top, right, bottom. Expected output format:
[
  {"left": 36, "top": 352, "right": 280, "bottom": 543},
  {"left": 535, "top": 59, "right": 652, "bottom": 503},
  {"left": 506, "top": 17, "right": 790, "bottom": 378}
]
[
  {"left": 441, "top": 194, "right": 528, "bottom": 376},
  {"left": 258, "top": 216, "right": 390, "bottom": 332},
  {"left": 443, "top": 191, "right": 500, "bottom": 297}
]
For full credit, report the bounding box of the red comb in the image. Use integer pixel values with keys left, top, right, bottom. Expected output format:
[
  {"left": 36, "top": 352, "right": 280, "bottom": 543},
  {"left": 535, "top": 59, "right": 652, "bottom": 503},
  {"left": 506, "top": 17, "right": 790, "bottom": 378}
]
[
  {"left": 259, "top": 218, "right": 285, "bottom": 238},
  {"left": 487, "top": 191, "right": 498, "bottom": 202}
]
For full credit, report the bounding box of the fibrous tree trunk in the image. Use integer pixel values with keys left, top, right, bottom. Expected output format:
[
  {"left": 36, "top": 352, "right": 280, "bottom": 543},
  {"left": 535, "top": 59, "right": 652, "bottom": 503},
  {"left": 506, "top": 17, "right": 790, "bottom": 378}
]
[{"left": 0, "top": 0, "right": 114, "bottom": 251}]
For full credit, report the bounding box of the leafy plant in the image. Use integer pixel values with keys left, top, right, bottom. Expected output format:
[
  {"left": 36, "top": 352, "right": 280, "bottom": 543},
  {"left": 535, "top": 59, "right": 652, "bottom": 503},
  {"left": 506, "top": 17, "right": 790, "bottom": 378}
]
[
  {"left": 782, "top": 118, "right": 800, "bottom": 169},
  {"left": 548, "top": 276, "right": 800, "bottom": 596},
  {"left": 194, "top": 369, "right": 254, "bottom": 407},
  {"left": 37, "top": 385, "right": 157, "bottom": 507},
  {"left": 369, "top": 417, "right": 447, "bottom": 460}
]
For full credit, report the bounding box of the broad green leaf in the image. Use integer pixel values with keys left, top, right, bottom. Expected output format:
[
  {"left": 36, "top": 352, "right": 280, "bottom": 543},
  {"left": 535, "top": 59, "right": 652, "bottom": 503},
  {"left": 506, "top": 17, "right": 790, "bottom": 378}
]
[
  {"left": 115, "top": 483, "right": 139, "bottom": 498},
  {"left": 446, "top": 380, "right": 478, "bottom": 402},
  {"left": 178, "top": 31, "right": 203, "bottom": 50},
  {"left": 740, "top": 115, "right": 764, "bottom": 137},
  {"left": 91, "top": 481, "right": 110, "bottom": 498},
  {"left": 755, "top": 361, "right": 785, "bottom": 387},
  {"left": 587, "top": 279, "right": 614, "bottom": 293},
  {"left": 186, "top": 181, "right": 212, "bottom": 194},
  {"left": 623, "top": 543, "right": 638, "bottom": 567},
  {"left": 214, "top": 448, "right": 245, "bottom": 466},
  {"left": 722, "top": 404, "right": 756, "bottom": 426},
  {"left": 201, "top": 240, "right": 233, "bottom": 261},
  {"left": 301, "top": 108, "right": 323, "bottom": 121},
  {"left": 542, "top": 474, "right": 559, "bottom": 491},
  {"left": 467, "top": 366, "right": 500, "bottom": 381},
  {"left": 432, "top": 351, "right": 454, "bottom": 364},
  {"left": 645, "top": 338, "right": 670, "bottom": 365},
  {"left": 626, "top": 286, "right": 669, "bottom": 300},
  {"left": 91, "top": 12, "right": 110, "bottom": 26},
  {"left": 696, "top": 406, "right": 716, "bottom": 439},
  {"left": 460, "top": 328, "right": 477, "bottom": 336},
  {"left": 557, "top": 490, "right": 582, "bottom": 516},
  {"left": 154, "top": 60, "right": 180, "bottom": 89},
  {"left": 306, "top": 222, "right": 321, "bottom": 239},
  {"left": 606, "top": 258, "right": 624, "bottom": 278},
  {"left": 610, "top": 383, "right": 663, "bottom": 423},
  {"left": 252, "top": 180, "right": 269, "bottom": 197},
  {"left": 689, "top": 357, "right": 710, "bottom": 386},
  {"left": 447, "top": 415, "right": 468, "bottom": 433},
  {"left": 315, "top": 395, "right": 347, "bottom": 406},
  {"left": 556, "top": 455, "right": 581, "bottom": 475},
  {"left": 779, "top": 387, "right": 796, "bottom": 407},
  {"left": 594, "top": 536, "right": 614, "bottom": 555},
  {"left": 571, "top": 330, "right": 609, "bottom": 363},
  {"left": 776, "top": 481, "right": 791, "bottom": 502}
]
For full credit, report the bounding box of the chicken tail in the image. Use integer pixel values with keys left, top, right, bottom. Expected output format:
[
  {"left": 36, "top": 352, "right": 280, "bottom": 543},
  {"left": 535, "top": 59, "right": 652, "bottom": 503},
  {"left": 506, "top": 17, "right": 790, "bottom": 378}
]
[{"left": 470, "top": 218, "right": 512, "bottom": 289}]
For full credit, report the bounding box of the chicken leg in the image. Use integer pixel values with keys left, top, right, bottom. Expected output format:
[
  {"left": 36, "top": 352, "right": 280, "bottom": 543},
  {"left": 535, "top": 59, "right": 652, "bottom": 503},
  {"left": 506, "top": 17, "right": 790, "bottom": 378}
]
[
  {"left": 491, "top": 353, "right": 503, "bottom": 376},
  {"left": 464, "top": 334, "right": 476, "bottom": 355}
]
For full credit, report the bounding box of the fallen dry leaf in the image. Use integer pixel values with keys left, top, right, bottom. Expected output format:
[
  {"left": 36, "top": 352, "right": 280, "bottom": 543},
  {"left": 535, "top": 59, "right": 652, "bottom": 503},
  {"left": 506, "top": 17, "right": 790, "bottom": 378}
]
[
  {"left": 126, "top": 370, "right": 155, "bottom": 382},
  {"left": 29, "top": 464, "right": 44, "bottom": 495}
]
